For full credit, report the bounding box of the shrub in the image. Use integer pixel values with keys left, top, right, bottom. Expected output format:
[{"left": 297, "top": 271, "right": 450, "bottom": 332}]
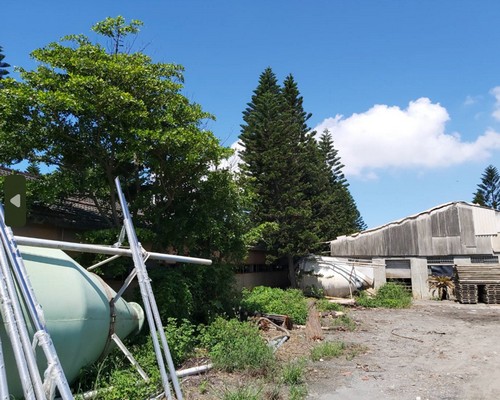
[
  {"left": 428, "top": 275, "right": 454, "bottom": 300},
  {"left": 356, "top": 282, "right": 412, "bottom": 308},
  {"left": 200, "top": 317, "right": 275, "bottom": 374},
  {"left": 240, "top": 286, "right": 308, "bottom": 325},
  {"left": 145, "top": 262, "right": 239, "bottom": 325},
  {"left": 163, "top": 318, "right": 198, "bottom": 367}
]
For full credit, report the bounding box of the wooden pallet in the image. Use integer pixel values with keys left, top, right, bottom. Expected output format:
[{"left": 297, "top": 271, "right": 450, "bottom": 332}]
[
  {"left": 454, "top": 264, "right": 500, "bottom": 284},
  {"left": 480, "top": 284, "right": 500, "bottom": 304},
  {"left": 454, "top": 264, "right": 500, "bottom": 304}
]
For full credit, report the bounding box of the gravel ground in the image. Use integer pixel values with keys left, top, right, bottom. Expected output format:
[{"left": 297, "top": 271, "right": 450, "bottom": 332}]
[{"left": 307, "top": 300, "right": 500, "bottom": 400}]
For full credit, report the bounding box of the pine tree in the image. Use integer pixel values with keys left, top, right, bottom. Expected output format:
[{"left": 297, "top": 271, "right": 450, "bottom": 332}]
[
  {"left": 0, "top": 46, "right": 10, "bottom": 79},
  {"left": 239, "top": 69, "right": 367, "bottom": 286},
  {"left": 318, "top": 129, "right": 367, "bottom": 235},
  {"left": 240, "top": 70, "right": 322, "bottom": 285},
  {"left": 473, "top": 165, "right": 499, "bottom": 210},
  {"left": 239, "top": 67, "right": 283, "bottom": 222},
  {"left": 318, "top": 129, "right": 347, "bottom": 186}
]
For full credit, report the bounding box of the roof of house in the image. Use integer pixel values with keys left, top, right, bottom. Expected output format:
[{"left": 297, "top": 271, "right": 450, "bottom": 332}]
[
  {"left": 333, "top": 201, "right": 498, "bottom": 241},
  {"left": 329, "top": 201, "right": 500, "bottom": 258},
  {"left": 1, "top": 166, "right": 113, "bottom": 230}
]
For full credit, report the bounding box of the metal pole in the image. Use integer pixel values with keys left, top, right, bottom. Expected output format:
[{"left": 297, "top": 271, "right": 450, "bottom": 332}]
[
  {"left": 0, "top": 316, "right": 11, "bottom": 400},
  {"left": 0, "top": 205, "right": 74, "bottom": 400},
  {"left": 115, "top": 177, "right": 184, "bottom": 399},
  {"left": 0, "top": 241, "right": 39, "bottom": 400},
  {"left": 121, "top": 215, "right": 173, "bottom": 400},
  {"left": 14, "top": 236, "right": 212, "bottom": 266},
  {"left": 110, "top": 334, "right": 149, "bottom": 382}
]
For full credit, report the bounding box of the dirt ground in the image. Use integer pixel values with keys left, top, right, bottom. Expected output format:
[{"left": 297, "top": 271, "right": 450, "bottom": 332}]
[{"left": 307, "top": 300, "right": 500, "bottom": 400}]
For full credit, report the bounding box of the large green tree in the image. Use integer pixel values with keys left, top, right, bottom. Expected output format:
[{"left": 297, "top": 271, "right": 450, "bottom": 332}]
[
  {"left": 473, "top": 165, "right": 499, "bottom": 210},
  {"left": 0, "top": 17, "right": 245, "bottom": 260}
]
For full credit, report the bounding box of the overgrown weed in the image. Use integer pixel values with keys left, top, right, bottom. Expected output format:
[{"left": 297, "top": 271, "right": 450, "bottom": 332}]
[
  {"left": 356, "top": 282, "right": 412, "bottom": 308},
  {"left": 200, "top": 317, "right": 275, "bottom": 374},
  {"left": 240, "top": 286, "right": 308, "bottom": 324}
]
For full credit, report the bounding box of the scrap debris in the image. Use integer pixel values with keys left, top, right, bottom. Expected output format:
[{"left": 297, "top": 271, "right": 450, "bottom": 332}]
[{"left": 305, "top": 299, "right": 324, "bottom": 341}]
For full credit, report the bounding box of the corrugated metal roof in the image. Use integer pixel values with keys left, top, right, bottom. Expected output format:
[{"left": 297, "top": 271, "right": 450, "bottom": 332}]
[{"left": 332, "top": 201, "right": 499, "bottom": 241}]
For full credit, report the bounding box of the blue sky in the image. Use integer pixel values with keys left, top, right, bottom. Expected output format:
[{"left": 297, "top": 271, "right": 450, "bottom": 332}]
[{"left": 3, "top": 1, "right": 500, "bottom": 230}]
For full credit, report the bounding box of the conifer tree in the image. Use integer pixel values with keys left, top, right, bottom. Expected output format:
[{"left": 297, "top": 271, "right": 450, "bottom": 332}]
[
  {"left": 319, "top": 129, "right": 346, "bottom": 186},
  {"left": 318, "top": 129, "right": 366, "bottom": 235},
  {"left": 0, "top": 46, "right": 10, "bottom": 81},
  {"left": 473, "top": 165, "right": 499, "bottom": 210},
  {"left": 240, "top": 68, "right": 367, "bottom": 286},
  {"left": 239, "top": 67, "right": 283, "bottom": 221}
]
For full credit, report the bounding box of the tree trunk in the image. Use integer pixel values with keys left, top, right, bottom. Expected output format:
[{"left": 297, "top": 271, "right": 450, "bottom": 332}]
[{"left": 288, "top": 254, "right": 297, "bottom": 287}]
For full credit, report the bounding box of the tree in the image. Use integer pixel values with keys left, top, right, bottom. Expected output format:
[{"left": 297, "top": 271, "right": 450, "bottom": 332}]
[
  {"left": 473, "top": 165, "right": 499, "bottom": 210},
  {"left": 318, "top": 129, "right": 346, "bottom": 186},
  {"left": 318, "top": 129, "right": 366, "bottom": 235},
  {"left": 240, "top": 70, "right": 346, "bottom": 285},
  {"left": 0, "top": 46, "right": 9, "bottom": 79},
  {"left": 240, "top": 70, "right": 368, "bottom": 286},
  {"left": 0, "top": 17, "right": 246, "bottom": 260}
]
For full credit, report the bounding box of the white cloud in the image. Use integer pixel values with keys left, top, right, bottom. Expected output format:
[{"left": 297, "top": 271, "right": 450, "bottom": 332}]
[
  {"left": 314, "top": 97, "right": 500, "bottom": 179},
  {"left": 490, "top": 86, "right": 500, "bottom": 121},
  {"left": 464, "top": 95, "right": 477, "bottom": 106},
  {"left": 218, "top": 141, "right": 243, "bottom": 173}
]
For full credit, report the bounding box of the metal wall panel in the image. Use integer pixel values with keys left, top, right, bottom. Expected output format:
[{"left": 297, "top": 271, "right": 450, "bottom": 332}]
[
  {"left": 458, "top": 206, "right": 476, "bottom": 247},
  {"left": 472, "top": 207, "right": 498, "bottom": 235},
  {"left": 416, "top": 217, "right": 432, "bottom": 255},
  {"left": 475, "top": 236, "right": 493, "bottom": 254}
]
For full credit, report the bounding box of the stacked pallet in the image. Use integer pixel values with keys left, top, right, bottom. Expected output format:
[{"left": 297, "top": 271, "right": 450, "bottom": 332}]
[
  {"left": 454, "top": 282, "right": 478, "bottom": 304},
  {"left": 480, "top": 284, "right": 500, "bottom": 304},
  {"left": 454, "top": 264, "right": 500, "bottom": 304}
]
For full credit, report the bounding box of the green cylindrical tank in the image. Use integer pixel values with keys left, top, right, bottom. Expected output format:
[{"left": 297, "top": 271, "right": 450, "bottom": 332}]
[{"left": 0, "top": 245, "right": 145, "bottom": 398}]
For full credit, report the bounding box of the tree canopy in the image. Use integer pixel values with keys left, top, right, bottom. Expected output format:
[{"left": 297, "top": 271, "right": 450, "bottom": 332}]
[
  {"left": 0, "top": 17, "right": 245, "bottom": 260},
  {"left": 473, "top": 165, "right": 500, "bottom": 210}
]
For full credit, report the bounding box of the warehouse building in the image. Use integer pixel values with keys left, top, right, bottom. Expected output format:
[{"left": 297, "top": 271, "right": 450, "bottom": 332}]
[{"left": 329, "top": 202, "right": 500, "bottom": 299}]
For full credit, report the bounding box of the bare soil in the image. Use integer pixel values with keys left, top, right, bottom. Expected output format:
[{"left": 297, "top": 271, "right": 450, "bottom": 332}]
[
  {"left": 180, "top": 300, "right": 500, "bottom": 399},
  {"left": 308, "top": 300, "right": 500, "bottom": 400}
]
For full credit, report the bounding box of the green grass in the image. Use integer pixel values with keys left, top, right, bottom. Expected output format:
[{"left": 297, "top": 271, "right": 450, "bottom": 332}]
[
  {"left": 356, "top": 282, "right": 412, "bottom": 308},
  {"left": 289, "top": 384, "right": 308, "bottom": 400},
  {"left": 329, "top": 314, "right": 357, "bottom": 331},
  {"left": 311, "top": 341, "right": 346, "bottom": 361},
  {"left": 315, "top": 298, "right": 345, "bottom": 313},
  {"left": 222, "top": 386, "right": 261, "bottom": 400},
  {"left": 281, "top": 359, "right": 306, "bottom": 385}
]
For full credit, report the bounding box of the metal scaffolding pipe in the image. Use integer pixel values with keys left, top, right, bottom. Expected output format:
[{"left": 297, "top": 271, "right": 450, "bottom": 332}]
[{"left": 13, "top": 236, "right": 212, "bottom": 266}]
